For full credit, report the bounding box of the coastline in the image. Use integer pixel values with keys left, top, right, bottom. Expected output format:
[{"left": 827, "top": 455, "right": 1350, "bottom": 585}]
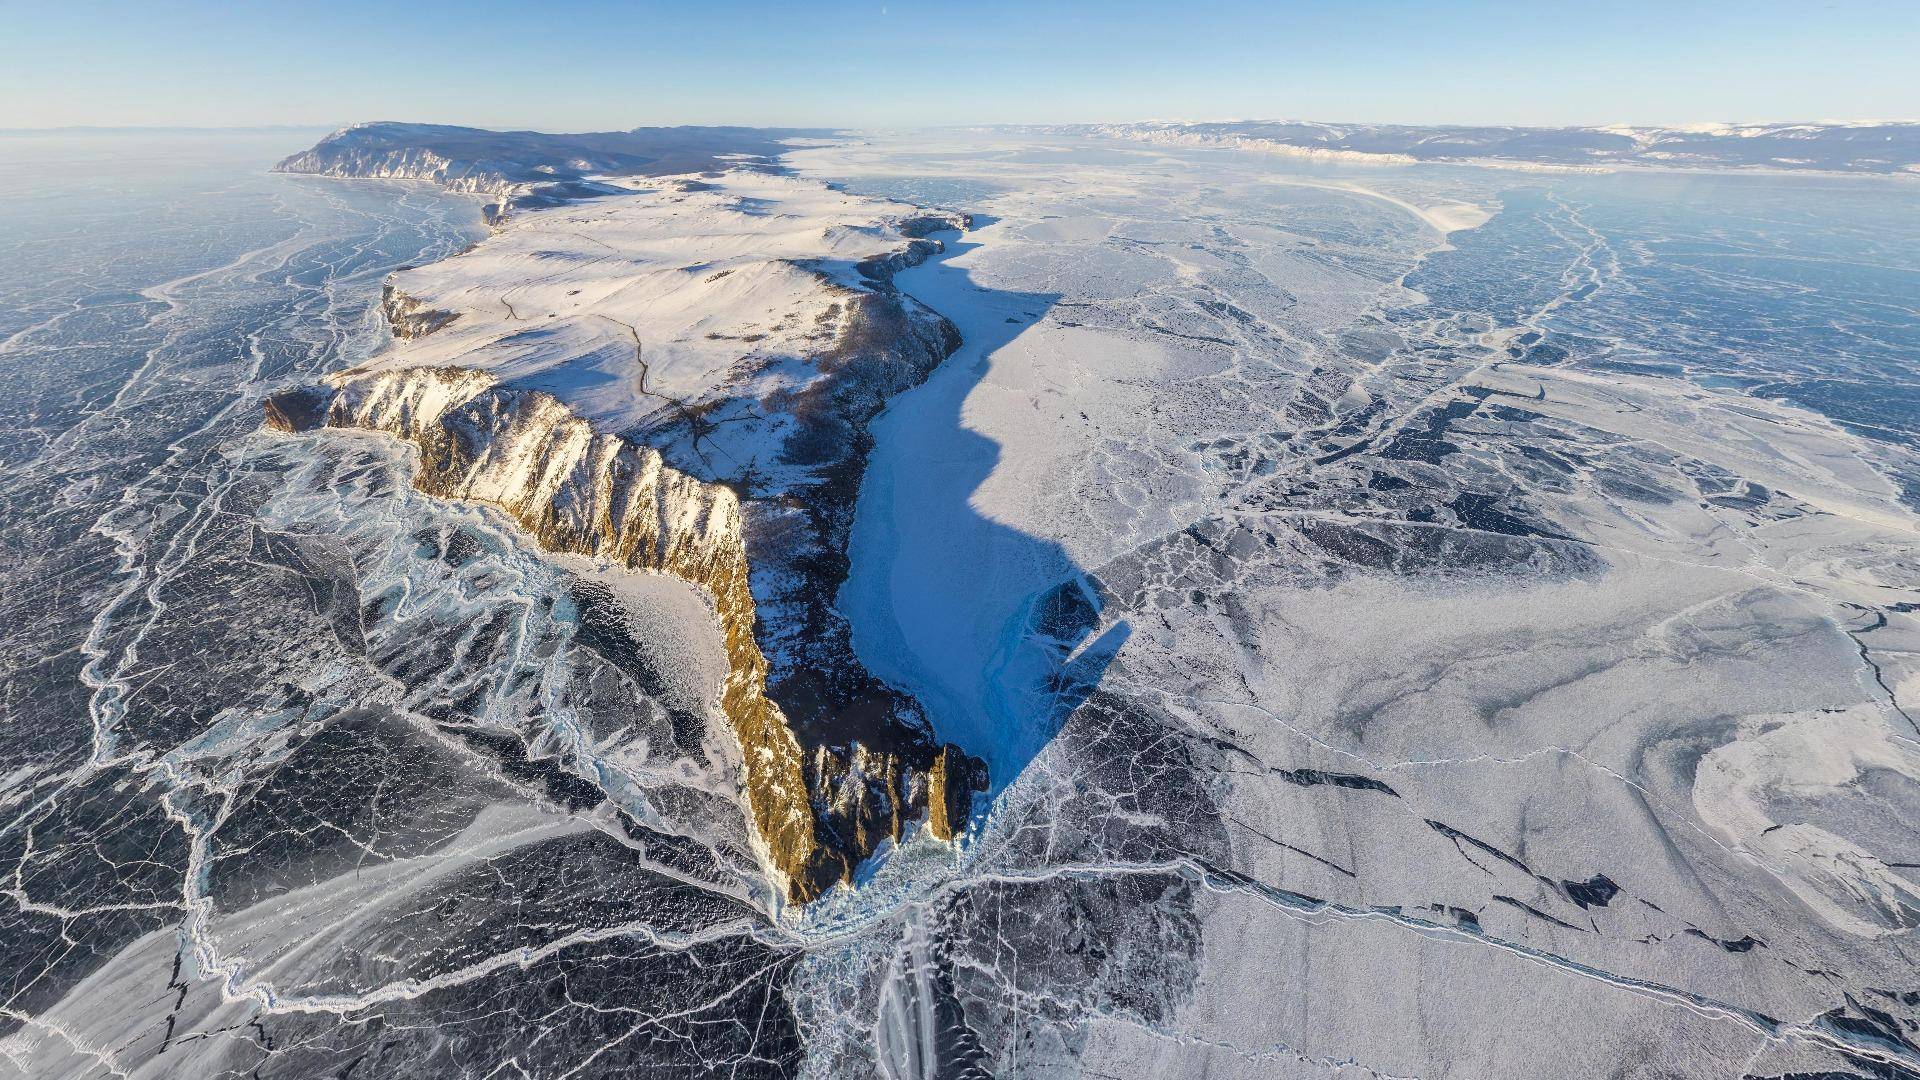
[{"left": 1089, "top": 125, "right": 1920, "bottom": 181}]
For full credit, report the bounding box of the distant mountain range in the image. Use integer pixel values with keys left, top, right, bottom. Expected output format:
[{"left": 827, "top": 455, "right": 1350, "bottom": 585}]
[{"left": 1048, "top": 120, "right": 1920, "bottom": 173}]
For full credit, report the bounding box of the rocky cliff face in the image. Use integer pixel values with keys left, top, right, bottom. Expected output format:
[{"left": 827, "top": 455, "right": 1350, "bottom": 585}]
[
  {"left": 263, "top": 164, "right": 986, "bottom": 903},
  {"left": 266, "top": 362, "right": 983, "bottom": 902}
]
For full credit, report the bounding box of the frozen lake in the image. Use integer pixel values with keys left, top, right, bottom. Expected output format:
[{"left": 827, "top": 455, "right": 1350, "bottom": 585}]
[
  {"left": 802, "top": 132, "right": 1920, "bottom": 1078},
  {"left": 3, "top": 127, "right": 1918, "bottom": 1078}
]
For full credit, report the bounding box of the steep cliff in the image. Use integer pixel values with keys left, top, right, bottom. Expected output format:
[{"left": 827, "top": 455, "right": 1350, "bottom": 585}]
[{"left": 265, "top": 165, "right": 986, "bottom": 902}]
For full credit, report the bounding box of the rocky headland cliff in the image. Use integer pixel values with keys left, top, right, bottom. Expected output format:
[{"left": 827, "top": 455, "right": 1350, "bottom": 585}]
[
  {"left": 266, "top": 145, "right": 983, "bottom": 904},
  {"left": 275, "top": 122, "right": 827, "bottom": 222}
]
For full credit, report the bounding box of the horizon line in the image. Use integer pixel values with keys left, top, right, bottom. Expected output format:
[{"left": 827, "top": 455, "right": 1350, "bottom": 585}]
[{"left": 6, "top": 116, "right": 1919, "bottom": 137}]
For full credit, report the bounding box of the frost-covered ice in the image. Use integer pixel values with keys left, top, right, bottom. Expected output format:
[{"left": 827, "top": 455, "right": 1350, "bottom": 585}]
[{"left": 791, "top": 131, "right": 1920, "bottom": 1078}]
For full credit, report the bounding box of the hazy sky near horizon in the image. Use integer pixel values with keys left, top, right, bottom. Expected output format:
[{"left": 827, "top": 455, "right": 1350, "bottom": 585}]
[{"left": 3, "top": 0, "right": 1915, "bottom": 130}]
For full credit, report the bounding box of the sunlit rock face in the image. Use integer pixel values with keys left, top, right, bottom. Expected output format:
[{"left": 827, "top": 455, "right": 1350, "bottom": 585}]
[
  {"left": 379, "top": 283, "right": 459, "bottom": 339},
  {"left": 265, "top": 170, "right": 983, "bottom": 902}
]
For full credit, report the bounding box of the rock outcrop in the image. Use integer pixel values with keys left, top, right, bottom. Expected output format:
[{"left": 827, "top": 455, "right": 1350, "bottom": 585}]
[
  {"left": 264, "top": 163, "right": 986, "bottom": 902},
  {"left": 380, "top": 283, "right": 459, "bottom": 339}
]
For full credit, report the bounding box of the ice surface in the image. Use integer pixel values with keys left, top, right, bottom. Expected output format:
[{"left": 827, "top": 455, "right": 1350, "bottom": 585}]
[{"left": 790, "top": 131, "right": 1920, "bottom": 1078}]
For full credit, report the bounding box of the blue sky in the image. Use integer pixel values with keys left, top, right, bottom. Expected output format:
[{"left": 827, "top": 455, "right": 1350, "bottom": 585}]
[{"left": 3, "top": 0, "right": 1915, "bottom": 129}]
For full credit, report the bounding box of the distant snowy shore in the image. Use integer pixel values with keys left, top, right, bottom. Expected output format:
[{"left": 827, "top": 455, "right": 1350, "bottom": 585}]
[{"left": 1039, "top": 119, "right": 1920, "bottom": 175}]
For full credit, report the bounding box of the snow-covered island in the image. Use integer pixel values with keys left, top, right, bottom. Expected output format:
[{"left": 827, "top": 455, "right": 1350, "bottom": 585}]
[
  {"left": 275, "top": 121, "right": 825, "bottom": 220},
  {"left": 267, "top": 128, "right": 985, "bottom": 903}
]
